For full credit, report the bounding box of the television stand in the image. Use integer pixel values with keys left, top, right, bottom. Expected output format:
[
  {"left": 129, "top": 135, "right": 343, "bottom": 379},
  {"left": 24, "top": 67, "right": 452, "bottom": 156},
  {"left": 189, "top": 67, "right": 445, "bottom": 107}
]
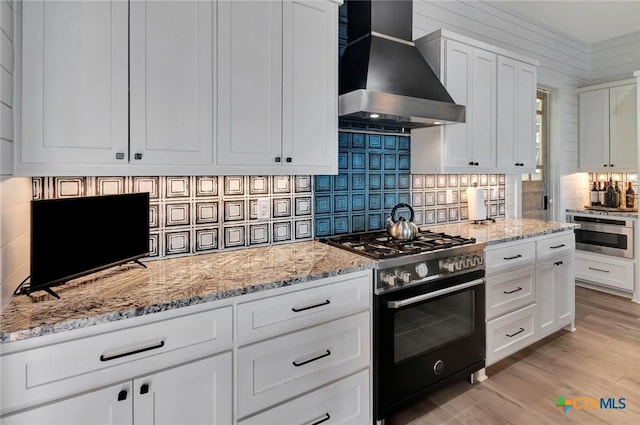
[
  {"left": 133, "top": 259, "right": 147, "bottom": 269},
  {"left": 42, "top": 287, "right": 61, "bottom": 300}
]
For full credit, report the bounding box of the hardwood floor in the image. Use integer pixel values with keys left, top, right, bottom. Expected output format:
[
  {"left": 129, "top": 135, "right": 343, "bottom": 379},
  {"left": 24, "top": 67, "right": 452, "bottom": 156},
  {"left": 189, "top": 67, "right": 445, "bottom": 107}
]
[{"left": 388, "top": 286, "right": 640, "bottom": 425}]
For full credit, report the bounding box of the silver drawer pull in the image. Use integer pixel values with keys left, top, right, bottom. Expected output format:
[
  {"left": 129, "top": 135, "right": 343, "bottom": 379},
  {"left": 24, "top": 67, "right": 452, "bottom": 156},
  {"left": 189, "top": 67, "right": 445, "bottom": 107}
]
[
  {"left": 588, "top": 267, "right": 610, "bottom": 273},
  {"left": 506, "top": 327, "right": 525, "bottom": 338},
  {"left": 550, "top": 244, "right": 566, "bottom": 249},
  {"left": 292, "top": 350, "right": 331, "bottom": 367},
  {"left": 503, "top": 254, "right": 523, "bottom": 260},
  {"left": 308, "top": 413, "right": 331, "bottom": 425},
  {"left": 503, "top": 287, "right": 522, "bottom": 295},
  {"left": 100, "top": 341, "right": 165, "bottom": 362},
  {"left": 292, "top": 299, "right": 330, "bottom": 313}
]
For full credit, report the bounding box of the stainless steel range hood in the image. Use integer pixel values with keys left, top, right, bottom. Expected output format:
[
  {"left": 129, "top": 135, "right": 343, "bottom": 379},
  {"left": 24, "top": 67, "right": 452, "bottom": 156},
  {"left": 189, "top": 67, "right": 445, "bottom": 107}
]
[{"left": 339, "top": 0, "right": 465, "bottom": 128}]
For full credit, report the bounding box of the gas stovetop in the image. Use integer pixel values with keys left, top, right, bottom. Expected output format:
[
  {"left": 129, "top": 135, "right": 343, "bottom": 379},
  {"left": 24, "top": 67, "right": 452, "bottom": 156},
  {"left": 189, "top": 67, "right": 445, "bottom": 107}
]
[{"left": 322, "top": 229, "right": 477, "bottom": 260}]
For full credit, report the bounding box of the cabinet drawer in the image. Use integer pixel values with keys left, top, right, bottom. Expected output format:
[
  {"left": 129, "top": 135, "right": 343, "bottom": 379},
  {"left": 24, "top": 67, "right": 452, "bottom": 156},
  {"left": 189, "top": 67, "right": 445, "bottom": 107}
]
[
  {"left": 536, "top": 233, "right": 574, "bottom": 262},
  {"left": 486, "top": 303, "right": 536, "bottom": 366},
  {"left": 575, "top": 251, "right": 634, "bottom": 291},
  {"left": 486, "top": 265, "right": 535, "bottom": 320},
  {"left": 237, "top": 271, "right": 371, "bottom": 344},
  {"left": 237, "top": 311, "right": 370, "bottom": 418},
  {"left": 485, "top": 241, "right": 535, "bottom": 275},
  {"left": 1, "top": 306, "right": 232, "bottom": 414},
  {"left": 238, "top": 369, "right": 370, "bottom": 425}
]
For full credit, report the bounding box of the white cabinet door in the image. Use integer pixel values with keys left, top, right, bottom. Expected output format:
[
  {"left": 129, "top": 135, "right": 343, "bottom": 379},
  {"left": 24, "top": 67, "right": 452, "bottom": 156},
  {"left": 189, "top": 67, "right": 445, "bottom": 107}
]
[
  {"left": 536, "top": 255, "right": 574, "bottom": 339},
  {"left": 217, "top": 0, "right": 283, "bottom": 167},
  {"left": 21, "top": 0, "right": 128, "bottom": 165},
  {"left": 1, "top": 383, "right": 133, "bottom": 425},
  {"left": 579, "top": 88, "right": 610, "bottom": 170},
  {"left": 129, "top": 0, "right": 214, "bottom": 166},
  {"left": 282, "top": 0, "right": 337, "bottom": 171},
  {"left": 516, "top": 61, "right": 537, "bottom": 170},
  {"left": 442, "top": 40, "right": 473, "bottom": 169},
  {"left": 469, "top": 48, "right": 496, "bottom": 170},
  {"left": 609, "top": 83, "right": 637, "bottom": 171},
  {"left": 133, "top": 353, "right": 232, "bottom": 425}
]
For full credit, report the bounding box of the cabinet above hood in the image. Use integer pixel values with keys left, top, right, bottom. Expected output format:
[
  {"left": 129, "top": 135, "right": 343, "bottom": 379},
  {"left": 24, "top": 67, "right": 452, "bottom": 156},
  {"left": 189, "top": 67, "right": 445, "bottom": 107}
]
[{"left": 339, "top": 0, "right": 465, "bottom": 128}]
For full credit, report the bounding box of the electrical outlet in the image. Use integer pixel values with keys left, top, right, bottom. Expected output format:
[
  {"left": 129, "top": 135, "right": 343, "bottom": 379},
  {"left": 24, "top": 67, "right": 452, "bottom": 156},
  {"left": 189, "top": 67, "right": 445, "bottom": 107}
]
[
  {"left": 257, "top": 198, "right": 270, "bottom": 220},
  {"left": 446, "top": 189, "right": 453, "bottom": 204}
]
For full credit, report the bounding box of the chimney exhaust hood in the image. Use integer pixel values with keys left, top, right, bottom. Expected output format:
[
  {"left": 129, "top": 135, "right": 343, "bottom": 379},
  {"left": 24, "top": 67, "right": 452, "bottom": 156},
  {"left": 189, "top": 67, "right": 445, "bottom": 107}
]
[{"left": 339, "top": 0, "right": 465, "bottom": 128}]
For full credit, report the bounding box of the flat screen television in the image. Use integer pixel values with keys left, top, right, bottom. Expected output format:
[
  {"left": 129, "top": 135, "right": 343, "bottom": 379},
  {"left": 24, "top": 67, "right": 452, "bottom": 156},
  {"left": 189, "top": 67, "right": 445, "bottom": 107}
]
[{"left": 23, "top": 193, "right": 150, "bottom": 298}]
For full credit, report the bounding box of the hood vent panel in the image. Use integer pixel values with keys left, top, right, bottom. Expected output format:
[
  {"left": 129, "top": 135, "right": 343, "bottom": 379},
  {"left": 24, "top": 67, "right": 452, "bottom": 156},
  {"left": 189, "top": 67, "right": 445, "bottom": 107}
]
[{"left": 339, "top": 0, "right": 465, "bottom": 128}]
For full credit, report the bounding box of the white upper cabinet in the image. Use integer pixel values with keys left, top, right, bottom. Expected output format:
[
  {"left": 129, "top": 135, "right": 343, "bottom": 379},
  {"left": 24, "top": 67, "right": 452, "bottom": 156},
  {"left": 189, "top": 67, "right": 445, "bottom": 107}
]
[
  {"left": 412, "top": 30, "right": 538, "bottom": 175},
  {"left": 496, "top": 57, "right": 537, "bottom": 171},
  {"left": 20, "top": 0, "right": 129, "bottom": 168},
  {"left": 129, "top": 0, "right": 215, "bottom": 167},
  {"left": 579, "top": 81, "right": 637, "bottom": 172},
  {"left": 217, "top": 0, "right": 338, "bottom": 175}
]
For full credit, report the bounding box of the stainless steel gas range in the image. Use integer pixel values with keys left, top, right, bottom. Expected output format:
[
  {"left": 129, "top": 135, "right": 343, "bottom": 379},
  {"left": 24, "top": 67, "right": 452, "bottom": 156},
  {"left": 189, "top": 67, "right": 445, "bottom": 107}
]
[{"left": 322, "top": 229, "right": 486, "bottom": 424}]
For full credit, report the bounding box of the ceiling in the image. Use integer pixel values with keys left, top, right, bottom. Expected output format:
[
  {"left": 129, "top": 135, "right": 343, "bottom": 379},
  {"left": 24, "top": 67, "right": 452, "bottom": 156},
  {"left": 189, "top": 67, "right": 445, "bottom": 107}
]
[{"left": 488, "top": 1, "right": 640, "bottom": 44}]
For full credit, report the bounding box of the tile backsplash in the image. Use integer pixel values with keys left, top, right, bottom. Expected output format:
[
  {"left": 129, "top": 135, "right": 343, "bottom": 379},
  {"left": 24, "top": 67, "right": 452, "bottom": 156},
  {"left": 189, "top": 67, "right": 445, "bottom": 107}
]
[{"left": 32, "top": 176, "right": 313, "bottom": 258}]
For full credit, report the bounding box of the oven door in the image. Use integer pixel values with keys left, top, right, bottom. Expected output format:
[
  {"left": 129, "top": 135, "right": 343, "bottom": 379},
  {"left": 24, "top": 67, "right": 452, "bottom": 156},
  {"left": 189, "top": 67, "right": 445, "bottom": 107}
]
[
  {"left": 374, "top": 270, "right": 485, "bottom": 419},
  {"left": 571, "top": 217, "right": 633, "bottom": 259}
]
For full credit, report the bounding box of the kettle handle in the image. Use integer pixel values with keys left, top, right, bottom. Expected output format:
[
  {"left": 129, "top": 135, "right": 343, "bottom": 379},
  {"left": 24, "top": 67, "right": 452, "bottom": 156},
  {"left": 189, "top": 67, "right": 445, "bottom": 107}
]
[{"left": 390, "top": 203, "right": 414, "bottom": 223}]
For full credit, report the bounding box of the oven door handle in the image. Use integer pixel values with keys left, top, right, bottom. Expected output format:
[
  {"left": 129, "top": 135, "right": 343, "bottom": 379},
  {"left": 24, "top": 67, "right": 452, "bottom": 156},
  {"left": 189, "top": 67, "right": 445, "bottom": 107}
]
[{"left": 387, "top": 278, "right": 485, "bottom": 309}]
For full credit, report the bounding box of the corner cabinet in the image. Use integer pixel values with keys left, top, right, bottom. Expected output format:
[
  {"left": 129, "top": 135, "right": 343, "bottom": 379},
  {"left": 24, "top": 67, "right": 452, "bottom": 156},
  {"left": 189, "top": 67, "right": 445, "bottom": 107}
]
[
  {"left": 16, "top": 0, "right": 339, "bottom": 176},
  {"left": 216, "top": 0, "right": 338, "bottom": 175},
  {"left": 578, "top": 80, "right": 637, "bottom": 172},
  {"left": 412, "top": 30, "right": 538, "bottom": 174}
]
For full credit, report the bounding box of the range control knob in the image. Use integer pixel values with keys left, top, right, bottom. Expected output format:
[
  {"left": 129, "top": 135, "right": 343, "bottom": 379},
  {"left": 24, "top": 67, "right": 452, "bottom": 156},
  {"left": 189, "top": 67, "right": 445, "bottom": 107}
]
[
  {"left": 397, "top": 271, "right": 412, "bottom": 285},
  {"left": 380, "top": 272, "right": 396, "bottom": 287},
  {"left": 415, "top": 262, "right": 429, "bottom": 278},
  {"left": 454, "top": 257, "right": 465, "bottom": 271},
  {"left": 439, "top": 260, "right": 456, "bottom": 273}
]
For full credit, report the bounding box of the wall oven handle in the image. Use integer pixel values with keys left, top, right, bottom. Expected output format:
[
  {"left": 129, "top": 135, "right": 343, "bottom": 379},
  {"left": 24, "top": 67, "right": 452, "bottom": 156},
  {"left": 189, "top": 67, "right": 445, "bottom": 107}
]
[{"left": 387, "top": 278, "right": 485, "bottom": 309}]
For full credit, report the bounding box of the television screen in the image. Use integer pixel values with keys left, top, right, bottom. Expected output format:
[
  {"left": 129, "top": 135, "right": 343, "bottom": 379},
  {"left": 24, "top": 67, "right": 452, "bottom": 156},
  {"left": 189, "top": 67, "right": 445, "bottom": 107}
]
[{"left": 28, "top": 193, "right": 150, "bottom": 297}]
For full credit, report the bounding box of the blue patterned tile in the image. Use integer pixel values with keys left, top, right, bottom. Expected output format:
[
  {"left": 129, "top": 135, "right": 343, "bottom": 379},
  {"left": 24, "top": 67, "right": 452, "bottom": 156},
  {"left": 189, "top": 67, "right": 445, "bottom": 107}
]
[
  {"left": 352, "top": 214, "right": 366, "bottom": 232},
  {"left": 369, "top": 174, "right": 382, "bottom": 190},
  {"left": 384, "top": 135, "right": 397, "bottom": 150},
  {"left": 334, "top": 174, "right": 349, "bottom": 191},
  {"left": 338, "top": 152, "right": 349, "bottom": 169},
  {"left": 315, "top": 175, "right": 331, "bottom": 192},
  {"left": 399, "top": 136, "right": 410, "bottom": 150},
  {"left": 384, "top": 192, "right": 397, "bottom": 209},
  {"left": 315, "top": 217, "right": 332, "bottom": 236},
  {"left": 398, "top": 154, "right": 410, "bottom": 170},
  {"left": 334, "top": 194, "right": 349, "bottom": 212},
  {"left": 315, "top": 195, "right": 332, "bottom": 214},
  {"left": 368, "top": 134, "right": 382, "bottom": 149},
  {"left": 334, "top": 216, "right": 349, "bottom": 234},
  {"left": 352, "top": 193, "right": 366, "bottom": 211},
  {"left": 369, "top": 153, "right": 382, "bottom": 170},
  {"left": 352, "top": 173, "right": 366, "bottom": 191},
  {"left": 398, "top": 174, "right": 410, "bottom": 189},
  {"left": 384, "top": 174, "right": 396, "bottom": 190},
  {"left": 368, "top": 213, "right": 383, "bottom": 230},
  {"left": 384, "top": 154, "right": 396, "bottom": 170},
  {"left": 398, "top": 192, "right": 410, "bottom": 204},
  {"left": 369, "top": 193, "right": 382, "bottom": 210},
  {"left": 352, "top": 133, "right": 365, "bottom": 148},
  {"left": 339, "top": 132, "right": 350, "bottom": 148},
  {"left": 352, "top": 152, "right": 365, "bottom": 169}
]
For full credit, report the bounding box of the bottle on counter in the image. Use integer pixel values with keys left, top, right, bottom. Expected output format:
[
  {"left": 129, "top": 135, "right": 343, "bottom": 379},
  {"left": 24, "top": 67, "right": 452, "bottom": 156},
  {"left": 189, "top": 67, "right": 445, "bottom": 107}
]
[
  {"left": 614, "top": 181, "right": 622, "bottom": 207},
  {"left": 590, "top": 182, "right": 599, "bottom": 206},
  {"left": 605, "top": 179, "right": 616, "bottom": 207},
  {"left": 598, "top": 181, "right": 605, "bottom": 206},
  {"left": 625, "top": 182, "right": 635, "bottom": 209}
]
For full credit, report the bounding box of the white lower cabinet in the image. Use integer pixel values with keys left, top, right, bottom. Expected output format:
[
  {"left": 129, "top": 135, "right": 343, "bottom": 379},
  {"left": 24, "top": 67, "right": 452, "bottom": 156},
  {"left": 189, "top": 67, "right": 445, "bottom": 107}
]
[
  {"left": 238, "top": 369, "right": 370, "bottom": 425},
  {"left": 575, "top": 250, "right": 635, "bottom": 292},
  {"left": 484, "top": 231, "right": 575, "bottom": 366}
]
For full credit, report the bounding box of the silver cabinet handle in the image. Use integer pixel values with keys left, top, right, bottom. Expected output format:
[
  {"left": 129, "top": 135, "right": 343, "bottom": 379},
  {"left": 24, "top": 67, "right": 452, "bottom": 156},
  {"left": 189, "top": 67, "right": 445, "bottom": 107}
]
[
  {"left": 588, "top": 267, "right": 610, "bottom": 273},
  {"left": 388, "top": 278, "right": 485, "bottom": 309}
]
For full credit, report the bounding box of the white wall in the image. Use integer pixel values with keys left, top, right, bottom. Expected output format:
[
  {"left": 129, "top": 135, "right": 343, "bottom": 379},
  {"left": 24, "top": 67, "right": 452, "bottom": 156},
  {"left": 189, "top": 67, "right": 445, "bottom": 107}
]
[
  {"left": 0, "top": 0, "right": 30, "bottom": 311},
  {"left": 412, "top": 0, "right": 591, "bottom": 219},
  {"left": 589, "top": 31, "right": 640, "bottom": 86}
]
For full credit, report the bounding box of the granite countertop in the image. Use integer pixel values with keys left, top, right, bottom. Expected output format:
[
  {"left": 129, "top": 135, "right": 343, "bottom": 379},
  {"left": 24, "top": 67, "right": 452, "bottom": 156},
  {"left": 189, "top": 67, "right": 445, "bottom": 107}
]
[
  {"left": 566, "top": 208, "right": 639, "bottom": 218},
  {"left": 0, "top": 241, "right": 376, "bottom": 343},
  {"left": 423, "top": 217, "right": 579, "bottom": 246}
]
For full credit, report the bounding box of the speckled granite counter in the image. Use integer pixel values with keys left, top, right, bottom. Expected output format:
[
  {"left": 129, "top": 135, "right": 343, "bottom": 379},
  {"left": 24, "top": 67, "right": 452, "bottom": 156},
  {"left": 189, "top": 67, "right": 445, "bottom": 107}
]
[
  {"left": 566, "top": 208, "right": 639, "bottom": 218},
  {"left": 424, "top": 217, "right": 579, "bottom": 245},
  {"left": 0, "top": 242, "right": 376, "bottom": 343}
]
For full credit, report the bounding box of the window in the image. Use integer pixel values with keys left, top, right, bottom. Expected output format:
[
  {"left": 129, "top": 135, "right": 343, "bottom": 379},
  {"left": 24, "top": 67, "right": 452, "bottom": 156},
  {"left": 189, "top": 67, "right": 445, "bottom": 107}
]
[{"left": 523, "top": 90, "right": 547, "bottom": 181}]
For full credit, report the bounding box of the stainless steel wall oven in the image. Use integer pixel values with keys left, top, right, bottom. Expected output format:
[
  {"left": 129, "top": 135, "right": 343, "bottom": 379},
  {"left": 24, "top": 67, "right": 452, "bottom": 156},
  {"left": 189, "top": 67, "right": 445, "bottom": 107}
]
[{"left": 567, "top": 214, "right": 633, "bottom": 259}]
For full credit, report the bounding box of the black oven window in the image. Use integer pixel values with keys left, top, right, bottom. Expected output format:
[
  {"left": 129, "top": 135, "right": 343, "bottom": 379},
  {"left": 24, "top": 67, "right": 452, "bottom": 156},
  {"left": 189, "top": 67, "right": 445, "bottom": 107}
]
[{"left": 394, "top": 290, "right": 475, "bottom": 363}]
